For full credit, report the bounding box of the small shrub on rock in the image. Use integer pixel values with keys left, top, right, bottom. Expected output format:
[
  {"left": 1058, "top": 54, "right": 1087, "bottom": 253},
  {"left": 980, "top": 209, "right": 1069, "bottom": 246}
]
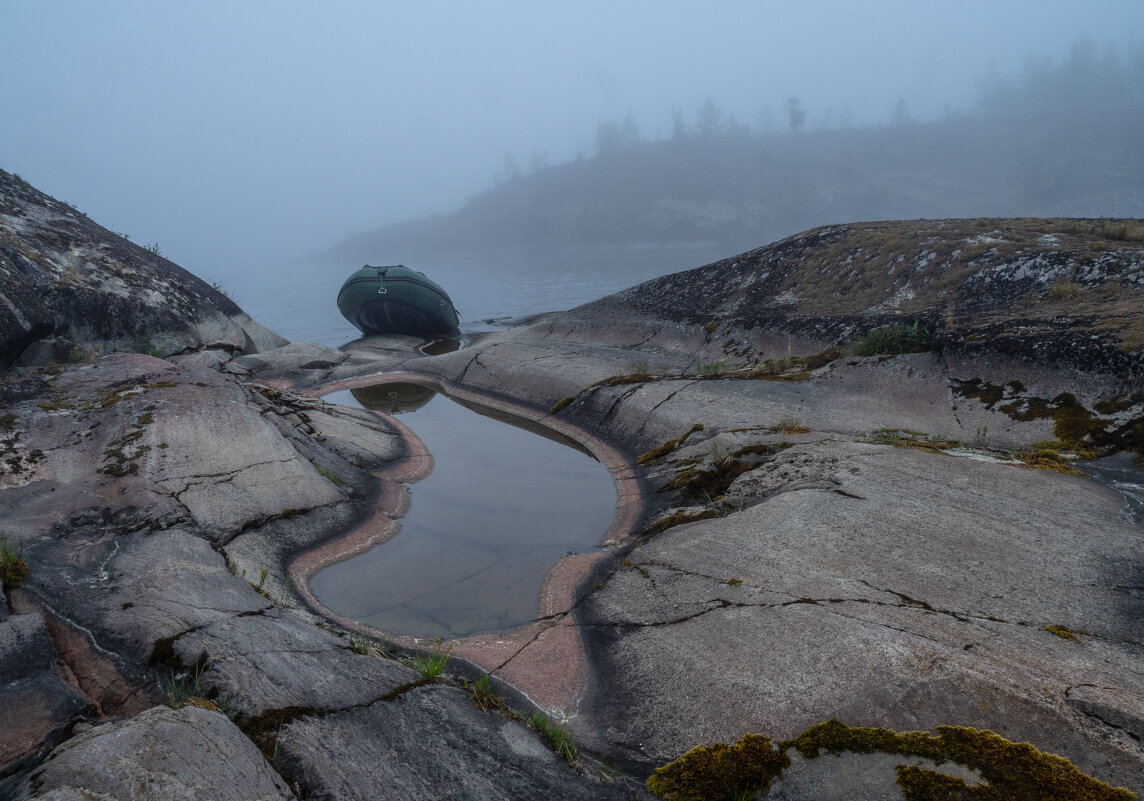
[
  {"left": 855, "top": 320, "right": 932, "bottom": 356},
  {"left": 0, "top": 538, "right": 28, "bottom": 589}
]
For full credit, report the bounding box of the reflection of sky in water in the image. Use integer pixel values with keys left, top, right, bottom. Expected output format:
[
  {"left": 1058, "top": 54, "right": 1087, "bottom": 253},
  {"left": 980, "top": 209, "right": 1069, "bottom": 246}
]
[{"left": 310, "top": 389, "right": 617, "bottom": 639}]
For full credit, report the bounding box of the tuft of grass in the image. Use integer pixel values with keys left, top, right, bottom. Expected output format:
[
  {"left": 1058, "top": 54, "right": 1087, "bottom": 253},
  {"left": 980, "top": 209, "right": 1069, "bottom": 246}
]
[
  {"left": 771, "top": 416, "right": 810, "bottom": 434},
  {"left": 408, "top": 638, "right": 453, "bottom": 680},
  {"left": 697, "top": 359, "right": 735, "bottom": 376},
  {"left": 138, "top": 333, "right": 164, "bottom": 358},
  {"left": 315, "top": 465, "right": 344, "bottom": 485},
  {"left": 1047, "top": 280, "right": 1084, "bottom": 300},
  {"left": 858, "top": 428, "right": 957, "bottom": 454},
  {"left": 855, "top": 320, "right": 931, "bottom": 357},
  {"left": 1096, "top": 217, "right": 1144, "bottom": 242},
  {"left": 349, "top": 633, "right": 393, "bottom": 659},
  {"left": 465, "top": 674, "right": 506, "bottom": 712},
  {"left": 532, "top": 712, "right": 579, "bottom": 766},
  {"left": 708, "top": 442, "right": 733, "bottom": 468},
  {"left": 160, "top": 664, "right": 206, "bottom": 709},
  {"left": 0, "top": 538, "right": 29, "bottom": 589},
  {"left": 597, "top": 761, "right": 622, "bottom": 784}
]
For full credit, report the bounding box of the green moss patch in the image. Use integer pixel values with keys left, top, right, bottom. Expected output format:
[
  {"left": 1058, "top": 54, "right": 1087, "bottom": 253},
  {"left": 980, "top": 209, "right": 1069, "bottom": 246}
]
[
  {"left": 789, "top": 719, "right": 1134, "bottom": 800},
  {"left": 859, "top": 428, "right": 959, "bottom": 454},
  {"left": 549, "top": 396, "right": 575, "bottom": 414},
  {"left": 1012, "top": 448, "right": 1087, "bottom": 476},
  {"left": 638, "top": 423, "right": 705, "bottom": 465},
  {"left": 954, "top": 380, "right": 1143, "bottom": 458},
  {"left": 661, "top": 460, "right": 755, "bottom": 498},
  {"left": 0, "top": 538, "right": 28, "bottom": 589},
  {"left": 596, "top": 371, "right": 661, "bottom": 387},
  {"left": 1043, "top": 625, "right": 1082, "bottom": 643},
  {"left": 646, "top": 734, "right": 790, "bottom": 801},
  {"left": 645, "top": 508, "right": 721, "bottom": 534},
  {"left": 650, "top": 720, "right": 1135, "bottom": 800}
]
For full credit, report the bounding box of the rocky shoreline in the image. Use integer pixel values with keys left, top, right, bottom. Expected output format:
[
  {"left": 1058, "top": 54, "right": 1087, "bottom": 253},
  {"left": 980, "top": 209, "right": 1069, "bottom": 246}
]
[{"left": 2, "top": 168, "right": 1143, "bottom": 799}]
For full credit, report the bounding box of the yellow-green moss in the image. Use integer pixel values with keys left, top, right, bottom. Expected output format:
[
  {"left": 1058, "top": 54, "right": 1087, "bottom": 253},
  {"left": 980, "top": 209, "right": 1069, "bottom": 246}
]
[
  {"left": 661, "top": 442, "right": 788, "bottom": 499},
  {"left": 645, "top": 508, "right": 720, "bottom": 534},
  {"left": 645, "top": 734, "right": 789, "bottom": 801},
  {"left": 1043, "top": 625, "right": 1082, "bottom": 643},
  {"left": 36, "top": 395, "right": 75, "bottom": 412},
  {"left": 1013, "top": 450, "right": 1086, "bottom": 476},
  {"left": 784, "top": 719, "right": 938, "bottom": 760},
  {"left": 637, "top": 423, "right": 705, "bottom": 465},
  {"left": 648, "top": 720, "right": 1135, "bottom": 801},
  {"left": 1093, "top": 394, "right": 1144, "bottom": 415},
  {"left": 861, "top": 428, "right": 958, "bottom": 454},
  {"left": 595, "top": 371, "right": 660, "bottom": 387},
  {"left": 662, "top": 459, "right": 754, "bottom": 498},
  {"left": 549, "top": 396, "right": 575, "bottom": 414},
  {"left": 782, "top": 719, "right": 1135, "bottom": 801}
]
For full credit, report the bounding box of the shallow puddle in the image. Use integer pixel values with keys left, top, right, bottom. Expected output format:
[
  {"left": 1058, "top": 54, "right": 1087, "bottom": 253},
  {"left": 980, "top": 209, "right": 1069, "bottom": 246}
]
[{"left": 310, "top": 383, "right": 617, "bottom": 639}]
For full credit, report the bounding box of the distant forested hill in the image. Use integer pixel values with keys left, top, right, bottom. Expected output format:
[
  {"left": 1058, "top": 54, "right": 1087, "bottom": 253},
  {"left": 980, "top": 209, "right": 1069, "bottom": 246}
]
[{"left": 328, "top": 42, "right": 1144, "bottom": 267}]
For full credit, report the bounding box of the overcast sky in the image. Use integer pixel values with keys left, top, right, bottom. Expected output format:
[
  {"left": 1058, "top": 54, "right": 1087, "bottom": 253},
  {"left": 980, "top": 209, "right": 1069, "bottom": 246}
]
[{"left": 2, "top": 0, "right": 1141, "bottom": 285}]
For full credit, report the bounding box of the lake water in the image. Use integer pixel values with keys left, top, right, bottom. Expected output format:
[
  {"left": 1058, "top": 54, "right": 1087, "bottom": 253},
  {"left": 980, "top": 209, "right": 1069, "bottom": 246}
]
[
  {"left": 225, "top": 246, "right": 722, "bottom": 346},
  {"left": 309, "top": 384, "right": 617, "bottom": 639},
  {"left": 1081, "top": 452, "right": 1144, "bottom": 525}
]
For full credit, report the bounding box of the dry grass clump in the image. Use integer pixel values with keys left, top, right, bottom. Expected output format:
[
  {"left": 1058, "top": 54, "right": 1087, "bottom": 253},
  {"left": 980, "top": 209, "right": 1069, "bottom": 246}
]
[{"left": 1047, "top": 280, "right": 1084, "bottom": 300}]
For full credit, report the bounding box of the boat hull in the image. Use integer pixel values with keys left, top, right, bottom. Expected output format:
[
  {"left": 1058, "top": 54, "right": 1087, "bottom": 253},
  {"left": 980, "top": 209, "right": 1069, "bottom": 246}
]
[{"left": 337, "top": 266, "right": 460, "bottom": 337}]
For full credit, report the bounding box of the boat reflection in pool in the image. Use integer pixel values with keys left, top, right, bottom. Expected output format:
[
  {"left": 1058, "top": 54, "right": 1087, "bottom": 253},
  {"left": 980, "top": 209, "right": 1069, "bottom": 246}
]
[{"left": 350, "top": 382, "right": 436, "bottom": 415}]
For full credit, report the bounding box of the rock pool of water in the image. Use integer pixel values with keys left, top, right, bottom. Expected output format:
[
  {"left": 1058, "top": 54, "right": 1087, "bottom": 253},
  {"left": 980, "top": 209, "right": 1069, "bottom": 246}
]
[{"left": 310, "top": 385, "right": 617, "bottom": 639}]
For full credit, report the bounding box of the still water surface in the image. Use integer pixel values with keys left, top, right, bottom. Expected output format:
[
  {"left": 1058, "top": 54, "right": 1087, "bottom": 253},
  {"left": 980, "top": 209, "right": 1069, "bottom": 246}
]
[
  {"left": 226, "top": 247, "right": 715, "bottom": 346},
  {"left": 309, "top": 384, "right": 617, "bottom": 639}
]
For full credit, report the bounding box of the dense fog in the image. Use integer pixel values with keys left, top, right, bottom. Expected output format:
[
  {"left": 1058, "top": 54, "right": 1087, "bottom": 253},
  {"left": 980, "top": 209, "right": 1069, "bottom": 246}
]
[{"left": 2, "top": 0, "right": 1142, "bottom": 295}]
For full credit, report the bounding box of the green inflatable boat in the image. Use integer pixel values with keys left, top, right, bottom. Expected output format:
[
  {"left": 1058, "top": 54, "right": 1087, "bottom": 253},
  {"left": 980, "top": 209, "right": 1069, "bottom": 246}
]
[{"left": 337, "top": 264, "right": 460, "bottom": 337}]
